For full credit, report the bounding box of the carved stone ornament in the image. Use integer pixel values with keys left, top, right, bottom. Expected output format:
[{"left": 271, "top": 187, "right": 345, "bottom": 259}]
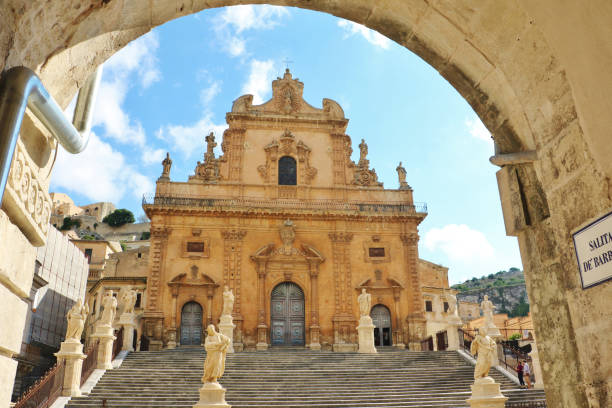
[
  {"left": 351, "top": 139, "right": 383, "bottom": 187},
  {"left": 5, "top": 140, "right": 52, "bottom": 245},
  {"left": 273, "top": 69, "right": 303, "bottom": 114},
  {"left": 159, "top": 152, "right": 172, "bottom": 181},
  {"left": 258, "top": 130, "right": 317, "bottom": 184},
  {"left": 190, "top": 132, "right": 221, "bottom": 183},
  {"left": 276, "top": 219, "right": 300, "bottom": 256}
]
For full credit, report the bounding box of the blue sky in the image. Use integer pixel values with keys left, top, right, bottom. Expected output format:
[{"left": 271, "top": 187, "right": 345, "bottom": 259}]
[{"left": 52, "top": 6, "right": 522, "bottom": 284}]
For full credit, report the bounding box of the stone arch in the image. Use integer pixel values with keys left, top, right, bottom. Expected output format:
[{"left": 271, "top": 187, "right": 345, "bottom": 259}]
[{"left": 0, "top": 2, "right": 610, "bottom": 406}]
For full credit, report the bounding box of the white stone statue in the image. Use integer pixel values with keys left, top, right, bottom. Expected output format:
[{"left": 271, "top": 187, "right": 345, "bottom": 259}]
[
  {"left": 470, "top": 328, "right": 497, "bottom": 379},
  {"left": 222, "top": 286, "right": 234, "bottom": 316},
  {"left": 202, "top": 325, "right": 231, "bottom": 384},
  {"left": 121, "top": 288, "right": 138, "bottom": 315},
  {"left": 100, "top": 290, "right": 117, "bottom": 326},
  {"left": 65, "top": 299, "right": 89, "bottom": 341},
  {"left": 358, "top": 288, "right": 371, "bottom": 317},
  {"left": 481, "top": 295, "right": 494, "bottom": 324}
]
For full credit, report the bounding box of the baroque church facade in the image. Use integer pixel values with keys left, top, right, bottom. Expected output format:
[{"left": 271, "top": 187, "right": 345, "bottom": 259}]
[{"left": 141, "top": 70, "right": 451, "bottom": 351}]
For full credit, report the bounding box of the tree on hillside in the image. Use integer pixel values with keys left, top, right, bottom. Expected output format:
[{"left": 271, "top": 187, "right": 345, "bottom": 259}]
[
  {"left": 60, "top": 217, "right": 81, "bottom": 231},
  {"left": 102, "top": 209, "right": 135, "bottom": 227}
]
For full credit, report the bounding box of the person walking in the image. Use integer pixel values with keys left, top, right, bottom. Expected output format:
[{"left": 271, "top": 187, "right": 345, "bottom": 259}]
[
  {"left": 524, "top": 360, "right": 532, "bottom": 388},
  {"left": 517, "top": 360, "right": 525, "bottom": 388}
]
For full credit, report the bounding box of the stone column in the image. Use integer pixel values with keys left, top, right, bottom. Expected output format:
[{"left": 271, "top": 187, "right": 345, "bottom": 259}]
[
  {"left": 467, "top": 377, "right": 508, "bottom": 408},
  {"left": 446, "top": 323, "right": 463, "bottom": 351},
  {"left": 308, "top": 260, "right": 321, "bottom": 350},
  {"left": 393, "top": 288, "right": 405, "bottom": 349},
  {"left": 90, "top": 323, "right": 116, "bottom": 370},
  {"left": 356, "top": 315, "right": 377, "bottom": 354},
  {"left": 255, "top": 260, "right": 268, "bottom": 350},
  {"left": 218, "top": 315, "right": 235, "bottom": 353},
  {"left": 119, "top": 313, "right": 136, "bottom": 352},
  {"left": 54, "top": 340, "right": 86, "bottom": 397},
  {"left": 529, "top": 339, "right": 545, "bottom": 389}
]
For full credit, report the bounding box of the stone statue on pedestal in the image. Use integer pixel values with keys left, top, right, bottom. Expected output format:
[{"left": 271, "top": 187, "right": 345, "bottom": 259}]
[
  {"left": 358, "top": 288, "right": 371, "bottom": 316},
  {"left": 121, "top": 288, "right": 137, "bottom": 315},
  {"left": 202, "top": 325, "right": 231, "bottom": 384},
  {"left": 222, "top": 286, "right": 234, "bottom": 317},
  {"left": 100, "top": 290, "right": 117, "bottom": 327},
  {"left": 471, "top": 328, "right": 497, "bottom": 379},
  {"left": 160, "top": 152, "right": 172, "bottom": 180},
  {"left": 466, "top": 328, "right": 507, "bottom": 408},
  {"left": 358, "top": 139, "right": 368, "bottom": 165},
  {"left": 396, "top": 162, "right": 410, "bottom": 189},
  {"left": 356, "top": 289, "right": 376, "bottom": 353},
  {"left": 65, "top": 299, "right": 89, "bottom": 341}
]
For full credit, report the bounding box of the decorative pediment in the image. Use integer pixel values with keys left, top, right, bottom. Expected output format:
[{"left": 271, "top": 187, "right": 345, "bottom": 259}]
[
  {"left": 229, "top": 69, "right": 346, "bottom": 121},
  {"left": 257, "top": 130, "right": 317, "bottom": 184},
  {"left": 356, "top": 275, "right": 404, "bottom": 291},
  {"left": 168, "top": 266, "right": 217, "bottom": 287}
]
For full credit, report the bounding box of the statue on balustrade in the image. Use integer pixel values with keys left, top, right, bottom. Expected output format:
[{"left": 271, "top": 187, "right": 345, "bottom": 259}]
[
  {"left": 100, "top": 290, "right": 117, "bottom": 327},
  {"left": 222, "top": 286, "right": 234, "bottom": 316},
  {"left": 358, "top": 288, "right": 371, "bottom": 316},
  {"left": 65, "top": 299, "right": 89, "bottom": 341},
  {"left": 121, "top": 288, "right": 138, "bottom": 315},
  {"left": 471, "top": 328, "right": 497, "bottom": 379},
  {"left": 202, "top": 325, "right": 231, "bottom": 384}
]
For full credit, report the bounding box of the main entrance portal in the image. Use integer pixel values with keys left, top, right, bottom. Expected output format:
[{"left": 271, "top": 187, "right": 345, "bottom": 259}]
[
  {"left": 371, "top": 304, "right": 392, "bottom": 346},
  {"left": 180, "top": 302, "right": 203, "bottom": 345},
  {"left": 270, "top": 282, "right": 305, "bottom": 346}
]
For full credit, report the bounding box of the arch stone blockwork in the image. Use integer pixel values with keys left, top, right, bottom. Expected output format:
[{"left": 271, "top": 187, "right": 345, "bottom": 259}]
[{"left": 0, "top": 1, "right": 610, "bottom": 407}]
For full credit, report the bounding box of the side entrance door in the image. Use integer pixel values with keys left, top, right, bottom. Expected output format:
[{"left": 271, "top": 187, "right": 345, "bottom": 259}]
[
  {"left": 181, "top": 302, "right": 203, "bottom": 345},
  {"left": 270, "top": 282, "right": 305, "bottom": 346},
  {"left": 371, "top": 304, "right": 392, "bottom": 346}
]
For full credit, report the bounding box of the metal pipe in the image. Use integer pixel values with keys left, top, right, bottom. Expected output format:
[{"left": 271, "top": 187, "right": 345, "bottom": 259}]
[
  {"left": 489, "top": 150, "right": 538, "bottom": 167},
  {"left": 0, "top": 66, "right": 101, "bottom": 204}
]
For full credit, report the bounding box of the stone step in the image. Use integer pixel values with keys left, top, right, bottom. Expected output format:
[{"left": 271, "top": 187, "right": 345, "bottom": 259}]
[{"left": 65, "top": 348, "right": 546, "bottom": 408}]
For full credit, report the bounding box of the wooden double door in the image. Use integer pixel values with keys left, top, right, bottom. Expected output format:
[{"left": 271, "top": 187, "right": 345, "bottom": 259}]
[
  {"left": 270, "top": 282, "right": 305, "bottom": 346},
  {"left": 181, "top": 302, "right": 203, "bottom": 345}
]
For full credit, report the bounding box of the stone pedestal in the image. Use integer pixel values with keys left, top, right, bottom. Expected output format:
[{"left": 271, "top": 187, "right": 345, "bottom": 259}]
[
  {"left": 483, "top": 324, "right": 502, "bottom": 339},
  {"left": 119, "top": 313, "right": 136, "bottom": 352},
  {"left": 529, "top": 342, "right": 544, "bottom": 389},
  {"left": 218, "top": 315, "right": 235, "bottom": 353},
  {"left": 446, "top": 321, "right": 462, "bottom": 351},
  {"left": 256, "top": 324, "right": 268, "bottom": 351},
  {"left": 90, "top": 324, "right": 116, "bottom": 370},
  {"left": 193, "top": 381, "right": 231, "bottom": 408},
  {"left": 54, "top": 340, "right": 86, "bottom": 397},
  {"left": 467, "top": 377, "right": 508, "bottom": 408},
  {"left": 356, "top": 316, "right": 377, "bottom": 354}
]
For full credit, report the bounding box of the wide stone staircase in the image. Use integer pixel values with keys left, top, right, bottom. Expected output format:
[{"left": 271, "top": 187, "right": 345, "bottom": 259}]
[{"left": 66, "top": 347, "right": 546, "bottom": 407}]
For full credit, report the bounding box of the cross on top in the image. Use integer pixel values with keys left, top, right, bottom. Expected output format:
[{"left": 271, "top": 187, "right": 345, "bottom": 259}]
[{"left": 282, "top": 58, "right": 294, "bottom": 70}]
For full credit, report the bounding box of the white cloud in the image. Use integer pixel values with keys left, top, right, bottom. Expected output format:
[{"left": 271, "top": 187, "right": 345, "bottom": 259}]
[
  {"left": 92, "top": 32, "right": 161, "bottom": 146},
  {"left": 424, "top": 224, "right": 495, "bottom": 262},
  {"left": 466, "top": 117, "right": 492, "bottom": 144},
  {"left": 200, "top": 81, "right": 222, "bottom": 105},
  {"left": 337, "top": 20, "right": 391, "bottom": 49},
  {"left": 142, "top": 146, "right": 166, "bottom": 165},
  {"left": 157, "top": 114, "right": 227, "bottom": 158},
  {"left": 241, "top": 59, "right": 276, "bottom": 104},
  {"left": 219, "top": 5, "right": 289, "bottom": 33},
  {"left": 51, "top": 133, "right": 154, "bottom": 203},
  {"left": 213, "top": 5, "right": 289, "bottom": 57}
]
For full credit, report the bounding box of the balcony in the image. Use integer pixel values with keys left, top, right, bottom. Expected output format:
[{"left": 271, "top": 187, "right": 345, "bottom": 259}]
[{"left": 142, "top": 194, "right": 427, "bottom": 216}]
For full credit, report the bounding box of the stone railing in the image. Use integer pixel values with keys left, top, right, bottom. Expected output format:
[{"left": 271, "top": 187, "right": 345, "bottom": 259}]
[{"left": 142, "top": 194, "right": 427, "bottom": 215}]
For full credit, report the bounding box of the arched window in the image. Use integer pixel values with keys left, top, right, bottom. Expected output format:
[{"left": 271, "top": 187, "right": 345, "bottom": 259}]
[{"left": 278, "top": 156, "right": 297, "bottom": 185}]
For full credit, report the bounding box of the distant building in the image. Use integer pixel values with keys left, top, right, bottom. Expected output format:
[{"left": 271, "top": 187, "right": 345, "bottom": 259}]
[
  {"left": 458, "top": 300, "right": 480, "bottom": 322},
  {"left": 50, "top": 192, "right": 115, "bottom": 224},
  {"left": 70, "top": 239, "right": 122, "bottom": 284}
]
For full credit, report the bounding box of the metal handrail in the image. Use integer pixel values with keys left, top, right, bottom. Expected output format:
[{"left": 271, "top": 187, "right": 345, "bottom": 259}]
[{"left": 0, "top": 65, "right": 102, "bottom": 203}]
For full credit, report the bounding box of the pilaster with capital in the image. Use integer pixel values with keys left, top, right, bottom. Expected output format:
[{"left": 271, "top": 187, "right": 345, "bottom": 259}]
[
  {"left": 221, "top": 229, "right": 246, "bottom": 349},
  {"left": 144, "top": 226, "right": 170, "bottom": 349},
  {"left": 308, "top": 259, "right": 322, "bottom": 350},
  {"left": 401, "top": 232, "right": 426, "bottom": 349},
  {"left": 329, "top": 231, "right": 356, "bottom": 351},
  {"left": 252, "top": 258, "right": 268, "bottom": 350}
]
